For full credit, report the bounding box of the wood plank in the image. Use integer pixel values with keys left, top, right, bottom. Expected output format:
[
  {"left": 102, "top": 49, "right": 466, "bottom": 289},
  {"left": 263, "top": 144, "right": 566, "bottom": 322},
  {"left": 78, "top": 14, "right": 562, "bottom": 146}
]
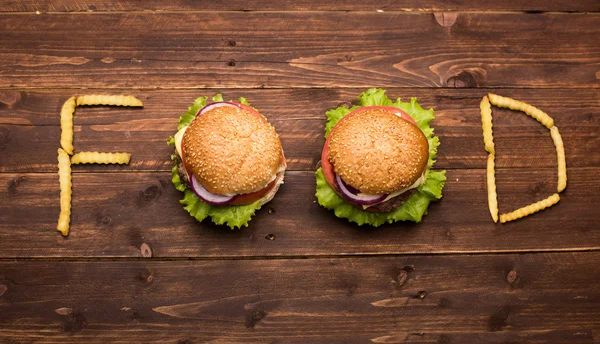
[
  {"left": 1, "top": 89, "right": 598, "bottom": 173},
  {"left": 0, "top": 13, "right": 599, "bottom": 89},
  {"left": 1, "top": 168, "right": 598, "bottom": 258},
  {"left": 1, "top": 253, "right": 599, "bottom": 343},
  {"left": 2, "top": 0, "right": 600, "bottom": 12}
]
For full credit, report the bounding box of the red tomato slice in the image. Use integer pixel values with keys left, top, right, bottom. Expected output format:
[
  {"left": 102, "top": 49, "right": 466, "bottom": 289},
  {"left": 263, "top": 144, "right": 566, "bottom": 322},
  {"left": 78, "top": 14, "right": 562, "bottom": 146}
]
[
  {"left": 180, "top": 140, "right": 193, "bottom": 177},
  {"left": 321, "top": 135, "right": 336, "bottom": 190},
  {"left": 237, "top": 103, "right": 268, "bottom": 122},
  {"left": 230, "top": 153, "right": 286, "bottom": 205},
  {"left": 320, "top": 106, "right": 419, "bottom": 190},
  {"left": 229, "top": 177, "right": 277, "bottom": 205}
]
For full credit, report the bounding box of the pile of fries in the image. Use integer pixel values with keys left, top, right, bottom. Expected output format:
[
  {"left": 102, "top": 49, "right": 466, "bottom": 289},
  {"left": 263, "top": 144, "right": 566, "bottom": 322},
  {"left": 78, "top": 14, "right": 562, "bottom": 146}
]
[{"left": 57, "top": 95, "right": 142, "bottom": 236}]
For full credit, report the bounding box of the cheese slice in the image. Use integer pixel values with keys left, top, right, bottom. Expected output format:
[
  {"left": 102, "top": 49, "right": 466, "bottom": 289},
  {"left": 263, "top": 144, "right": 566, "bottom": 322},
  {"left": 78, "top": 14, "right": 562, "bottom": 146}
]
[
  {"left": 361, "top": 172, "right": 426, "bottom": 209},
  {"left": 174, "top": 125, "right": 188, "bottom": 158}
]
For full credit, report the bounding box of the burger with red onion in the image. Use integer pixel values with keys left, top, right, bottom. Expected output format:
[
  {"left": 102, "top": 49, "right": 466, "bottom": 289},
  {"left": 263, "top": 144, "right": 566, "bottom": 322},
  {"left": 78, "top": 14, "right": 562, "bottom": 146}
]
[
  {"left": 168, "top": 95, "right": 286, "bottom": 229},
  {"left": 315, "top": 88, "right": 446, "bottom": 226}
]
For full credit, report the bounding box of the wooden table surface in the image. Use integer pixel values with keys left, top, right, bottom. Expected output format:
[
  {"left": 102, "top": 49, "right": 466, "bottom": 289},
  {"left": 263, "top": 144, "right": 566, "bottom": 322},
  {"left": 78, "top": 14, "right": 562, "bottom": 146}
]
[{"left": 1, "top": 1, "right": 599, "bottom": 343}]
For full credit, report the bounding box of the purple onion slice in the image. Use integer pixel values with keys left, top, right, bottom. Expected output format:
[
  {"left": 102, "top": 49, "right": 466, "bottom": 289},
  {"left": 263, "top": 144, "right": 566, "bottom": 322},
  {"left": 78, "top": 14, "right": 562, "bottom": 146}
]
[
  {"left": 334, "top": 174, "right": 387, "bottom": 205},
  {"left": 196, "top": 102, "right": 238, "bottom": 117},
  {"left": 190, "top": 174, "right": 235, "bottom": 205}
]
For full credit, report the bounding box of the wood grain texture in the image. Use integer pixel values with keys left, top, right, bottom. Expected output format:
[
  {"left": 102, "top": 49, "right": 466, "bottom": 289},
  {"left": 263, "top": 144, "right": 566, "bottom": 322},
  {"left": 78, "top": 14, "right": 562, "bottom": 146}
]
[
  {"left": 1, "top": 4, "right": 598, "bottom": 343},
  {"left": 1, "top": 253, "right": 599, "bottom": 343},
  {"left": 1, "top": 88, "right": 598, "bottom": 173},
  {"left": 1, "top": 168, "right": 598, "bottom": 258},
  {"left": 0, "top": 13, "right": 599, "bottom": 89},
  {"left": 2, "top": 0, "right": 599, "bottom": 12}
]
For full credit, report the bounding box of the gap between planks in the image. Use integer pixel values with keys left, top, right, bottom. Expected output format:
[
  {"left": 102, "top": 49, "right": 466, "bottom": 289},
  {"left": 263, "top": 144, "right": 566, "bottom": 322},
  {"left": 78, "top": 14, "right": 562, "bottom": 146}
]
[
  {"left": 1, "top": 10, "right": 600, "bottom": 15},
  {"left": 1, "top": 247, "right": 599, "bottom": 261}
]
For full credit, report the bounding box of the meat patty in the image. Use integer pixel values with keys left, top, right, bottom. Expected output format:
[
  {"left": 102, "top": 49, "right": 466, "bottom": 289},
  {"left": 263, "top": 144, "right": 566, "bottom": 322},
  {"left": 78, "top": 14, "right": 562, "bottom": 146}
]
[
  {"left": 363, "top": 188, "right": 418, "bottom": 213},
  {"left": 339, "top": 188, "right": 418, "bottom": 213},
  {"left": 172, "top": 152, "right": 190, "bottom": 188}
]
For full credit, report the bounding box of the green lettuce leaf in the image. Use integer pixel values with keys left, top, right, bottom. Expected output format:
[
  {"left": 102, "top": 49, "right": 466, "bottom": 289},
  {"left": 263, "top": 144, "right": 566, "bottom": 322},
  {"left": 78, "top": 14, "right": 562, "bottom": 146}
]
[
  {"left": 178, "top": 96, "right": 208, "bottom": 130},
  {"left": 166, "top": 135, "right": 175, "bottom": 146},
  {"left": 168, "top": 95, "right": 262, "bottom": 229},
  {"left": 171, "top": 163, "right": 187, "bottom": 192},
  {"left": 324, "top": 105, "right": 359, "bottom": 138},
  {"left": 316, "top": 88, "right": 446, "bottom": 226},
  {"left": 206, "top": 200, "right": 262, "bottom": 228},
  {"left": 237, "top": 97, "right": 250, "bottom": 106}
]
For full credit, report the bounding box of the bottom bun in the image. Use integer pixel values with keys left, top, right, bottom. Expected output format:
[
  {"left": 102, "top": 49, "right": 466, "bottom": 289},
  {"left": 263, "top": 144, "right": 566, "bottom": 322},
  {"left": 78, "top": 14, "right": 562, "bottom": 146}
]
[{"left": 260, "top": 171, "right": 285, "bottom": 206}]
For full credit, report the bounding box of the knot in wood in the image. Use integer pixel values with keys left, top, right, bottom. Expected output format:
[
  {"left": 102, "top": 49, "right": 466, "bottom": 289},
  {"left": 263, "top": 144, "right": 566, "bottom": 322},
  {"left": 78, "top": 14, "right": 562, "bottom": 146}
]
[
  {"left": 434, "top": 12, "right": 458, "bottom": 28},
  {"left": 445, "top": 68, "right": 487, "bottom": 88},
  {"left": 97, "top": 214, "right": 112, "bottom": 226},
  {"left": 447, "top": 71, "right": 477, "bottom": 88},
  {"left": 396, "top": 270, "right": 408, "bottom": 287},
  {"left": 140, "top": 243, "right": 153, "bottom": 258},
  {"left": 265, "top": 233, "right": 276, "bottom": 241},
  {"left": 245, "top": 309, "right": 266, "bottom": 328},
  {"left": 414, "top": 290, "right": 428, "bottom": 299},
  {"left": 137, "top": 184, "right": 161, "bottom": 206},
  {"left": 507, "top": 270, "right": 518, "bottom": 285},
  {"left": 7, "top": 176, "right": 26, "bottom": 196},
  {"left": 0, "top": 91, "right": 22, "bottom": 107},
  {"left": 55, "top": 307, "right": 73, "bottom": 315}
]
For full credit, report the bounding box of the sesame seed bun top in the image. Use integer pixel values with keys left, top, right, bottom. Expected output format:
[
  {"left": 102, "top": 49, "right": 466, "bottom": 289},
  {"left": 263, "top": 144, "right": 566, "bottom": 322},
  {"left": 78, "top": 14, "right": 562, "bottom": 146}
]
[
  {"left": 182, "top": 105, "right": 283, "bottom": 195},
  {"left": 327, "top": 108, "right": 428, "bottom": 194}
]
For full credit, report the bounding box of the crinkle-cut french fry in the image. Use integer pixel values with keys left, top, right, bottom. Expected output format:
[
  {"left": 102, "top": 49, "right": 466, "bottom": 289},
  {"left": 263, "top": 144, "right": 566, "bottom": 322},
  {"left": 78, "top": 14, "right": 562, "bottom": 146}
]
[
  {"left": 59, "top": 97, "right": 77, "bottom": 155},
  {"left": 71, "top": 152, "right": 131, "bottom": 165},
  {"left": 486, "top": 154, "right": 499, "bottom": 223},
  {"left": 500, "top": 193, "right": 560, "bottom": 223},
  {"left": 482, "top": 93, "right": 564, "bottom": 223},
  {"left": 550, "top": 126, "right": 567, "bottom": 192},
  {"left": 76, "top": 94, "right": 143, "bottom": 107},
  {"left": 488, "top": 93, "right": 554, "bottom": 129},
  {"left": 480, "top": 96, "right": 495, "bottom": 154},
  {"left": 57, "top": 148, "right": 72, "bottom": 236}
]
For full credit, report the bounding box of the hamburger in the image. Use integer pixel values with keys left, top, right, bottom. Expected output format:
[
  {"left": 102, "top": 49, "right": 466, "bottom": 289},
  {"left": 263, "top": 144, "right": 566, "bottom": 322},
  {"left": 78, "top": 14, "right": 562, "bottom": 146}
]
[
  {"left": 315, "top": 88, "right": 446, "bottom": 226},
  {"left": 168, "top": 95, "right": 286, "bottom": 229}
]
